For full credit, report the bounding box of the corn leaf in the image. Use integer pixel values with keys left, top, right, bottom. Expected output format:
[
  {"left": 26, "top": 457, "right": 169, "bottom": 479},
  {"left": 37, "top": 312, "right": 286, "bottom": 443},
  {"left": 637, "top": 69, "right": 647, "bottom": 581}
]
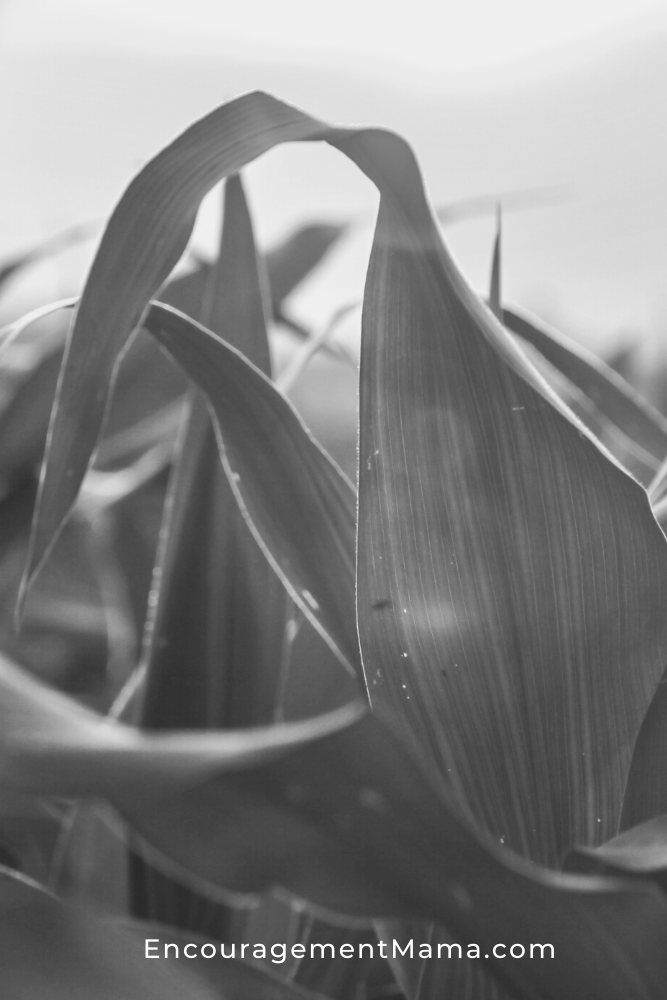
[
  {"left": 162, "top": 221, "right": 345, "bottom": 325},
  {"left": 18, "top": 92, "right": 541, "bottom": 602},
  {"left": 0, "top": 868, "right": 218, "bottom": 1000},
  {"left": 565, "top": 815, "right": 667, "bottom": 890},
  {"left": 116, "top": 710, "right": 667, "bottom": 1000},
  {"left": 502, "top": 306, "right": 667, "bottom": 484},
  {"left": 488, "top": 206, "right": 502, "bottom": 321},
  {"left": 617, "top": 665, "right": 667, "bottom": 830},
  {"left": 355, "top": 158, "right": 667, "bottom": 998},
  {"left": 129, "top": 175, "right": 311, "bottom": 939},
  {"left": 141, "top": 302, "right": 360, "bottom": 676},
  {"left": 0, "top": 651, "right": 361, "bottom": 801},
  {"left": 6, "top": 649, "right": 667, "bottom": 998},
  {"left": 137, "top": 174, "right": 284, "bottom": 732}
]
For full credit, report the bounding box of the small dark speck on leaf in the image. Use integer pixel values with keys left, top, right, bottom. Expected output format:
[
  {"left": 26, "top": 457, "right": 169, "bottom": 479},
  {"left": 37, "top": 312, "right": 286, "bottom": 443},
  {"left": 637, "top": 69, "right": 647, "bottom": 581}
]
[{"left": 372, "top": 599, "right": 392, "bottom": 611}]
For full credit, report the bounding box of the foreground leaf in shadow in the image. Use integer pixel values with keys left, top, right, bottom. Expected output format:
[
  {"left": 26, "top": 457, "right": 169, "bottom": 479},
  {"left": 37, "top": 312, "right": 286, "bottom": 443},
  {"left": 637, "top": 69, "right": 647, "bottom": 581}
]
[
  {"left": 116, "top": 710, "right": 667, "bottom": 1000},
  {"left": 6, "top": 650, "right": 667, "bottom": 998},
  {"left": 0, "top": 651, "right": 361, "bottom": 800},
  {"left": 0, "top": 868, "right": 218, "bottom": 1000}
]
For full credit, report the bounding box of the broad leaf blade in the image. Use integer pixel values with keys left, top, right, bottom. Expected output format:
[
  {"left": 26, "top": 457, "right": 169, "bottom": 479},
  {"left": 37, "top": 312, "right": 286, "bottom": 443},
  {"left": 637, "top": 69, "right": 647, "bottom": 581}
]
[
  {"left": 358, "top": 195, "right": 667, "bottom": 860},
  {"left": 565, "top": 815, "right": 667, "bottom": 891},
  {"left": 356, "top": 166, "right": 667, "bottom": 997}
]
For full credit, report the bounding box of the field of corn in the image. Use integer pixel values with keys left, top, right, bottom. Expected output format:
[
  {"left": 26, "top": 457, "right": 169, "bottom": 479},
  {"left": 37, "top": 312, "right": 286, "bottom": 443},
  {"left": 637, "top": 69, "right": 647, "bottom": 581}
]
[{"left": 4, "top": 89, "right": 667, "bottom": 1000}]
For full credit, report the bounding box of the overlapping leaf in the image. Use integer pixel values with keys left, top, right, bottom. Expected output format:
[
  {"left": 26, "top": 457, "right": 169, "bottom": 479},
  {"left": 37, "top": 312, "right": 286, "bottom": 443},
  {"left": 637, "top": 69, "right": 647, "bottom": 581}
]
[
  {"left": 354, "top": 135, "right": 667, "bottom": 999},
  {"left": 7, "top": 645, "right": 667, "bottom": 998},
  {"left": 617, "top": 665, "right": 667, "bottom": 830},
  {"left": 357, "top": 170, "right": 667, "bottom": 861},
  {"left": 162, "top": 220, "right": 345, "bottom": 327},
  {"left": 0, "top": 650, "right": 359, "bottom": 801},
  {"left": 120, "top": 920, "right": 332, "bottom": 1000},
  {"left": 14, "top": 89, "right": 667, "bottom": 1000},
  {"left": 129, "top": 174, "right": 340, "bottom": 945},
  {"left": 116, "top": 709, "right": 667, "bottom": 1000},
  {"left": 0, "top": 867, "right": 218, "bottom": 1000},
  {"left": 565, "top": 815, "right": 667, "bottom": 890},
  {"left": 502, "top": 306, "right": 667, "bottom": 485},
  {"left": 142, "top": 302, "right": 360, "bottom": 675}
]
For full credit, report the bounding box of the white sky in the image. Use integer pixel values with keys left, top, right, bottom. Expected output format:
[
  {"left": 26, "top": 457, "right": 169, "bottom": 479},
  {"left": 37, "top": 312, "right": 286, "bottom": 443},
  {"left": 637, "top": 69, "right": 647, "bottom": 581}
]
[
  {"left": 3, "top": 0, "right": 667, "bottom": 351},
  {"left": 3, "top": 0, "right": 667, "bottom": 78}
]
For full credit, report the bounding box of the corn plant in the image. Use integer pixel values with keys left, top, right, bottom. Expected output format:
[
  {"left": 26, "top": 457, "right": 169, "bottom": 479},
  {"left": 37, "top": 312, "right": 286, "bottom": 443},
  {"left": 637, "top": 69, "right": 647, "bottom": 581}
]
[{"left": 3, "top": 91, "right": 667, "bottom": 1000}]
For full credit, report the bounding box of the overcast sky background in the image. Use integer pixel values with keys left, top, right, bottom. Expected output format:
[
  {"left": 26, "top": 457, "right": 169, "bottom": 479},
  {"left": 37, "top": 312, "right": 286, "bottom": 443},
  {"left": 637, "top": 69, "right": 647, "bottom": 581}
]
[{"left": 2, "top": 0, "right": 667, "bottom": 353}]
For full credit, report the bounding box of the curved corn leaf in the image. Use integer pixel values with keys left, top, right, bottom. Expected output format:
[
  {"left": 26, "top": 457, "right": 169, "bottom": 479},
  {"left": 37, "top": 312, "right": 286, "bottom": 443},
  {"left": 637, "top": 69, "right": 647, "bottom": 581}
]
[
  {"left": 0, "top": 651, "right": 362, "bottom": 801},
  {"left": 357, "top": 200, "right": 667, "bottom": 858},
  {"left": 141, "top": 302, "right": 360, "bottom": 677},
  {"left": 116, "top": 710, "right": 667, "bottom": 1000},
  {"left": 565, "top": 815, "right": 667, "bottom": 891},
  {"left": 23, "top": 91, "right": 564, "bottom": 604},
  {"left": 6, "top": 649, "right": 667, "bottom": 998},
  {"left": 503, "top": 306, "right": 667, "bottom": 485},
  {"left": 355, "top": 155, "right": 667, "bottom": 999},
  {"left": 130, "top": 175, "right": 324, "bottom": 941},
  {"left": 137, "top": 174, "right": 283, "bottom": 732},
  {"left": 0, "top": 868, "right": 218, "bottom": 1000}
]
